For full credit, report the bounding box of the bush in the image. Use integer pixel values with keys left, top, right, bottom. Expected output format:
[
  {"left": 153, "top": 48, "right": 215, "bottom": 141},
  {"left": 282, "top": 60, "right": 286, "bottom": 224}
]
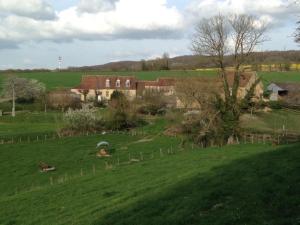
[
  {"left": 106, "top": 91, "right": 146, "bottom": 130},
  {"left": 135, "top": 90, "right": 167, "bottom": 115},
  {"left": 61, "top": 105, "right": 103, "bottom": 135},
  {"left": 47, "top": 91, "right": 81, "bottom": 111},
  {"left": 263, "top": 90, "right": 272, "bottom": 98},
  {"left": 181, "top": 111, "right": 224, "bottom": 147},
  {"left": 268, "top": 101, "right": 283, "bottom": 109}
]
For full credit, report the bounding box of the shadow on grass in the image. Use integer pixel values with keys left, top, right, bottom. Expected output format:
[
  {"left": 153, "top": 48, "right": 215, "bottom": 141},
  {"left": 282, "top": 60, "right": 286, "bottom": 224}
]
[{"left": 95, "top": 144, "right": 300, "bottom": 225}]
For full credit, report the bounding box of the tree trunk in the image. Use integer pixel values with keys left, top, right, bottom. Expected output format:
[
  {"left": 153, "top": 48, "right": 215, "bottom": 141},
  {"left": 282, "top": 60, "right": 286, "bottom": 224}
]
[{"left": 12, "top": 85, "right": 15, "bottom": 117}]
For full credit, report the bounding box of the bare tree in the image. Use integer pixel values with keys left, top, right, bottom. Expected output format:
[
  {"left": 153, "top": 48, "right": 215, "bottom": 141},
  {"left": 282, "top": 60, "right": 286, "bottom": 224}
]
[
  {"left": 296, "top": 21, "right": 300, "bottom": 43},
  {"left": 191, "top": 14, "right": 267, "bottom": 141},
  {"left": 175, "top": 77, "right": 221, "bottom": 109}
]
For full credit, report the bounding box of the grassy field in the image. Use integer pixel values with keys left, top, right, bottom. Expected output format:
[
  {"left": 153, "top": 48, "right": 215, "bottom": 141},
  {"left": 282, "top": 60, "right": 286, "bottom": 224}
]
[
  {"left": 259, "top": 71, "right": 300, "bottom": 84},
  {"left": 0, "top": 70, "right": 216, "bottom": 91},
  {"left": 0, "top": 131, "right": 299, "bottom": 225},
  {"left": 0, "top": 112, "right": 62, "bottom": 138},
  {"left": 241, "top": 109, "right": 300, "bottom": 134},
  {"left": 0, "top": 70, "right": 299, "bottom": 91}
]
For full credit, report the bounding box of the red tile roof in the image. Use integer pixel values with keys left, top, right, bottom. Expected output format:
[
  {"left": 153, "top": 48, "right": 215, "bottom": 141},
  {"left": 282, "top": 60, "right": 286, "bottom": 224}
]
[
  {"left": 74, "top": 75, "right": 137, "bottom": 90},
  {"left": 144, "top": 78, "right": 176, "bottom": 87},
  {"left": 223, "top": 71, "right": 256, "bottom": 88}
]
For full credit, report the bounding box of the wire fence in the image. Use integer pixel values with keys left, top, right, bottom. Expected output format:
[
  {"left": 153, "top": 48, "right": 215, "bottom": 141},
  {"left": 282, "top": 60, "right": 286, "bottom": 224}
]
[
  {"left": 6, "top": 131, "right": 300, "bottom": 197},
  {"left": 0, "top": 130, "right": 148, "bottom": 145}
]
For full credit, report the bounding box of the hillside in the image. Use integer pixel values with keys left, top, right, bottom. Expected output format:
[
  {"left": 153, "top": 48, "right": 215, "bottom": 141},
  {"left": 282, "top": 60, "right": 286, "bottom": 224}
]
[
  {"left": 67, "top": 50, "right": 300, "bottom": 71},
  {"left": 0, "top": 131, "right": 299, "bottom": 225}
]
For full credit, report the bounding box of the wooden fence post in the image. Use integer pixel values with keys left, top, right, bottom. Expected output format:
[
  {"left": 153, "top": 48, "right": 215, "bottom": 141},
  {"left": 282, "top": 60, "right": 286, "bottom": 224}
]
[{"left": 140, "top": 152, "right": 143, "bottom": 161}]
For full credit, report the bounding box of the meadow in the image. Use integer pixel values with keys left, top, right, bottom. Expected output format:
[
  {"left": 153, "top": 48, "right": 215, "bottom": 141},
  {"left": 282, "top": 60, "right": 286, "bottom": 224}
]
[
  {"left": 0, "top": 69, "right": 299, "bottom": 225},
  {"left": 0, "top": 70, "right": 299, "bottom": 91},
  {"left": 240, "top": 109, "right": 300, "bottom": 134},
  {"left": 0, "top": 128, "right": 299, "bottom": 225}
]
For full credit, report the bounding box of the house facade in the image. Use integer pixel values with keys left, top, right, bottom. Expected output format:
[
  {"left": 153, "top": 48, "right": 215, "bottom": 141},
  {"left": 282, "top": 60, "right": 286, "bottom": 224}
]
[
  {"left": 225, "top": 71, "right": 264, "bottom": 100},
  {"left": 71, "top": 72, "right": 263, "bottom": 107},
  {"left": 71, "top": 76, "right": 138, "bottom": 101}
]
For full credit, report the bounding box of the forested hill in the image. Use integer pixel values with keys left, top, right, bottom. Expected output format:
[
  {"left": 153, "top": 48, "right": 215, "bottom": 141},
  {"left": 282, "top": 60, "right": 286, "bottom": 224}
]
[{"left": 68, "top": 50, "right": 300, "bottom": 71}]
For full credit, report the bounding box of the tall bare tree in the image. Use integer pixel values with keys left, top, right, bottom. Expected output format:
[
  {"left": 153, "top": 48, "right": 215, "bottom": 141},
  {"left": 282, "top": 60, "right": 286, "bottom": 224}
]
[
  {"left": 191, "top": 14, "right": 267, "bottom": 141},
  {"left": 296, "top": 21, "right": 300, "bottom": 43}
]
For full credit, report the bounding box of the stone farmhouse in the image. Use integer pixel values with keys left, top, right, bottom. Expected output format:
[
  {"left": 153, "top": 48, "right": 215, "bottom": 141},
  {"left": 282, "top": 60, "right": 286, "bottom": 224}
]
[
  {"left": 224, "top": 71, "right": 264, "bottom": 101},
  {"left": 71, "top": 72, "right": 263, "bottom": 107},
  {"left": 71, "top": 76, "right": 176, "bottom": 102}
]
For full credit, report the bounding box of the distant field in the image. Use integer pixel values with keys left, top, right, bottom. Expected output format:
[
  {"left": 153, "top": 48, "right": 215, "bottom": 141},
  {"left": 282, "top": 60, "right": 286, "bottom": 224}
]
[
  {"left": 0, "top": 70, "right": 216, "bottom": 91},
  {"left": 0, "top": 70, "right": 299, "bottom": 91},
  {"left": 259, "top": 71, "right": 300, "bottom": 85}
]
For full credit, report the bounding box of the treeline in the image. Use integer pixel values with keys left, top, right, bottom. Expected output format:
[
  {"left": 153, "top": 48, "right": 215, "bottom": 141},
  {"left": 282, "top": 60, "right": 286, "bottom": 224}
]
[
  {"left": 1, "top": 50, "right": 300, "bottom": 73},
  {"left": 69, "top": 50, "right": 300, "bottom": 72}
]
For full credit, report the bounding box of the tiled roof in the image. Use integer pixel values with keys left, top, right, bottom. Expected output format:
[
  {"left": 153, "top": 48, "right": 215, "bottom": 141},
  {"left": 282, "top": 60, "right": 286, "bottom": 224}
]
[
  {"left": 223, "top": 71, "right": 256, "bottom": 88},
  {"left": 74, "top": 75, "right": 137, "bottom": 90},
  {"left": 272, "top": 82, "right": 300, "bottom": 92},
  {"left": 144, "top": 78, "right": 176, "bottom": 87}
]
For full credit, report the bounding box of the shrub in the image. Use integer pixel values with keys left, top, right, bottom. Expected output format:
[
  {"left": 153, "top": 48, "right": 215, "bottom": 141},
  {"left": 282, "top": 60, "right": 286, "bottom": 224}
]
[
  {"left": 268, "top": 101, "right": 283, "bottom": 109},
  {"left": 107, "top": 91, "right": 145, "bottom": 130},
  {"left": 47, "top": 90, "right": 81, "bottom": 111},
  {"left": 181, "top": 110, "right": 224, "bottom": 147},
  {"left": 61, "top": 105, "right": 103, "bottom": 135},
  {"left": 136, "top": 90, "right": 167, "bottom": 115}
]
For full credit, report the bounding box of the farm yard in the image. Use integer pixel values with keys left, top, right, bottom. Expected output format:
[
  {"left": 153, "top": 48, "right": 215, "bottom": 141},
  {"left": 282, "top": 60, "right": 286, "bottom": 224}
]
[
  {"left": 1, "top": 2, "right": 300, "bottom": 224},
  {"left": 0, "top": 69, "right": 300, "bottom": 225}
]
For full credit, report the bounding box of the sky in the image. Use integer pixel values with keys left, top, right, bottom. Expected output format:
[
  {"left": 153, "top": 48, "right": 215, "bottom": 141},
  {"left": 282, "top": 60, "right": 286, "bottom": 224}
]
[{"left": 0, "top": 0, "right": 299, "bottom": 69}]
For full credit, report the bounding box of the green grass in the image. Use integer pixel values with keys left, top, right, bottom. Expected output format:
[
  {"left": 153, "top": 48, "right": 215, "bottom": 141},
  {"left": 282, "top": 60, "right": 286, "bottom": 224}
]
[
  {"left": 0, "top": 132, "right": 299, "bottom": 225},
  {"left": 0, "top": 111, "right": 63, "bottom": 138},
  {"left": 259, "top": 71, "right": 300, "bottom": 85},
  {"left": 240, "top": 109, "right": 300, "bottom": 134},
  {"left": 1, "top": 70, "right": 299, "bottom": 92},
  {"left": 0, "top": 70, "right": 217, "bottom": 91}
]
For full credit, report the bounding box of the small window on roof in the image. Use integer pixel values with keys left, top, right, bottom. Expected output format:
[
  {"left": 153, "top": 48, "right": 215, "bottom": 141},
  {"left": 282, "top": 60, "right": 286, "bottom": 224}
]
[
  {"left": 116, "top": 79, "right": 121, "bottom": 88},
  {"left": 125, "top": 79, "right": 130, "bottom": 88},
  {"left": 106, "top": 79, "right": 110, "bottom": 88}
]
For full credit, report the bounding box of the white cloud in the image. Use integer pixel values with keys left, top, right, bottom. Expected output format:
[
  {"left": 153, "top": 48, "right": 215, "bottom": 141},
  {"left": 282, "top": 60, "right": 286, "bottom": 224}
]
[
  {"left": 187, "top": 0, "right": 300, "bottom": 25},
  {"left": 0, "top": 0, "right": 184, "bottom": 49},
  {"left": 0, "top": 0, "right": 55, "bottom": 20},
  {"left": 77, "top": 0, "right": 118, "bottom": 13}
]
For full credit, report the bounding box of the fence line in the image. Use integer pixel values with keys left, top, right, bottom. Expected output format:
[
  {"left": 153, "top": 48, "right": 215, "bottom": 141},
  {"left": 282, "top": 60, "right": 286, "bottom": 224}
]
[
  {"left": 0, "top": 130, "right": 148, "bottom": 145},
  {"left": 9, "top": 131, "right": 300, "bottom": 197}
]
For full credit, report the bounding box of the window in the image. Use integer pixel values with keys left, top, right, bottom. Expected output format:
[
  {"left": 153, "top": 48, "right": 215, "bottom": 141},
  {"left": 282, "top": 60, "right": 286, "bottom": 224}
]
[
  {"left": 125, "top": 79, "right": 130, "bottom": 88},
  {"left": 106, "top": 91, "right": 110, "bottom": 98},
  {"left": 105, "top": 79, "right": 110, "bottom": 88},
  {"left": 116, "top": 79, "right": 121, "bottom": 88}
]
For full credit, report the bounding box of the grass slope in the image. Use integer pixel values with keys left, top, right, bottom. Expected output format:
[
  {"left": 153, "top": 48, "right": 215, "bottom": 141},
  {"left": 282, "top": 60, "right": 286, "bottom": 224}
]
[
  {"left": 0, "top": 132, "right": 299, "bottom": 225},
  {"left": 240, "top": 109, "right": 300, "bottom": 134},
  {"left": 0, "top": 112, "right": 62, "bottom": 138}
]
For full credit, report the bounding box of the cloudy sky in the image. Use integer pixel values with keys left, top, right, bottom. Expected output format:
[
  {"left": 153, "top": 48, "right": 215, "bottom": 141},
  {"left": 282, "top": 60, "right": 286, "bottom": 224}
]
[{"left": 0, "top": 0, "right": 299, "bottom": 69}]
